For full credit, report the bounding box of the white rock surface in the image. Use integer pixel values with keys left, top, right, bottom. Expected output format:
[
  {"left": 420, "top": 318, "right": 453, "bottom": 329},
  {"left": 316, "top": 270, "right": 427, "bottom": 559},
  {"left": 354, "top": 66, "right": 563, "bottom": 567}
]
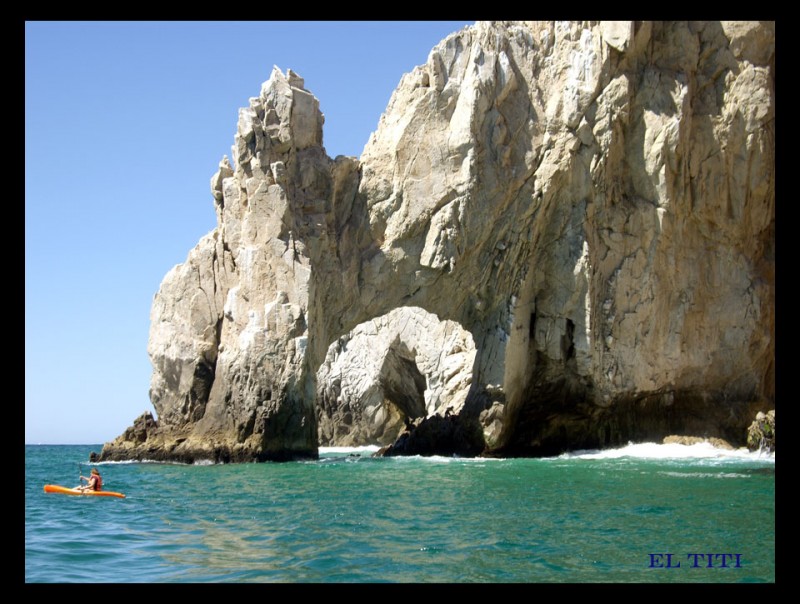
[{"left": 316, "top": 307, "right": 476, "bottom": 446}]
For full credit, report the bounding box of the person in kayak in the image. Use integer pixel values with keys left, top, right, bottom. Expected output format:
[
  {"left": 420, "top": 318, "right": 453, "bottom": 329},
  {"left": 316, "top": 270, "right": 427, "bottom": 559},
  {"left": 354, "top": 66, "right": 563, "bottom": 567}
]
[{"left": 76, "top": 468, "right": 102, "bottom": 492}]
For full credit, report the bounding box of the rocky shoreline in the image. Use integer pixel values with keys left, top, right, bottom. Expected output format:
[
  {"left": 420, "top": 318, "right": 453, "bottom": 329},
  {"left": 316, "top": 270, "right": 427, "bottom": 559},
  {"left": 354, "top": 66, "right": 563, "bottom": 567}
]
[{"left": 92, "top": 407, "right": 775, "bottom": 464}]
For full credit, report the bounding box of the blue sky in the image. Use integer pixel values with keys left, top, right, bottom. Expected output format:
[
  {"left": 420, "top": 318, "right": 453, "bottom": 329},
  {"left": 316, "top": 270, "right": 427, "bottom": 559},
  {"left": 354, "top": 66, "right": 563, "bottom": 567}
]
[{"left": 25, "top": 20, "right": 474, "bottom": 445}]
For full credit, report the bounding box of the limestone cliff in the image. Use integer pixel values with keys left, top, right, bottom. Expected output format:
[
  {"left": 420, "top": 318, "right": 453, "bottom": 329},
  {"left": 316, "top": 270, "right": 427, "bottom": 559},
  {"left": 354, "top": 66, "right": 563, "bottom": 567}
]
[{"left": 96, "top": 21, "right": 774, "bottom": 463}]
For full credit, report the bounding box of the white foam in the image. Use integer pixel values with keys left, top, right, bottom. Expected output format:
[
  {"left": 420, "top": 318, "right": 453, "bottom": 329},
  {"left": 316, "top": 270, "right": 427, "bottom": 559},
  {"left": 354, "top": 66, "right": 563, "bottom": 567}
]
[
  {"left": 659, "top": 471, "right": 753, "bottom": 479},
  {"left": 386, "top": 454, "right": 504, "bottom": 463},
  {"left": 319, "top": 445, "right": 381, "bottom": 455},
  {"left": 554, "top": 441, "right": 775, "bottom": 462}
]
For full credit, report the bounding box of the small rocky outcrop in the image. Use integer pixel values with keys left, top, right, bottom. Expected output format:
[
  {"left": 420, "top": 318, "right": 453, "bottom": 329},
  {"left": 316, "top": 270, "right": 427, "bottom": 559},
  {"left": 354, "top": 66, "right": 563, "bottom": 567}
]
[
  {"left": 746, "top": 410, "right": 775, "bottom": 453},
  {"left": 662, "top": 435, "right": 734, "bottom": 449},
  {"left": 96, "top": 21, "right": 774, "bottom": 463}
]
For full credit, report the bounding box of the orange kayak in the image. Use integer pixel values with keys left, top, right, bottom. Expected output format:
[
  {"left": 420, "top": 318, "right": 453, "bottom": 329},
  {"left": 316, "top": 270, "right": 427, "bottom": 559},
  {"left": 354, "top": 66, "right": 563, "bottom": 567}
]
[{"left": 44, "top": 484, "right": 126, "bottom": 499}]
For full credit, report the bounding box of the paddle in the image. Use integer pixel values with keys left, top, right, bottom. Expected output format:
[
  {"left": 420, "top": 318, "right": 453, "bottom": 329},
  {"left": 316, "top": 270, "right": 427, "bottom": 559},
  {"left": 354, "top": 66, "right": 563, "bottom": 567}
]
[{"left": 77, "top": 463, "right": 91, "bottom": 490}]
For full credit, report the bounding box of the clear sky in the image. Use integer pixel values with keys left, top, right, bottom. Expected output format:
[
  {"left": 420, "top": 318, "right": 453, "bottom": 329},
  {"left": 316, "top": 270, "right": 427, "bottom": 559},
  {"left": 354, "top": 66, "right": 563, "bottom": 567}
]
[{"left": 25, "top": 20, "right": 474, "bottom": 445}]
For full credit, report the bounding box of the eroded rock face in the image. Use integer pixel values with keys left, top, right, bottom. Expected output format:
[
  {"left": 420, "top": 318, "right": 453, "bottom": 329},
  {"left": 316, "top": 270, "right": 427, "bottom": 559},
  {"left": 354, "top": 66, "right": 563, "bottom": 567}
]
[
  {"left": 98, "top": 21, "right": 774, "bottom": 462},
  {"left": 316, "top": 306, "right": 476, "bottom": 447},
  {"left": 102, "top": 67, "right": 357, "bottom": 462}
]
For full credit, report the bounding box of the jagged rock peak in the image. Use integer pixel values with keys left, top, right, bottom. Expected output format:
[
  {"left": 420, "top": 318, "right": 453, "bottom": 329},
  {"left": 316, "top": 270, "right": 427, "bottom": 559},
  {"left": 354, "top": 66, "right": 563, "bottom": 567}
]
[{"left": 228, "top": 66, "right": 325, "bottom": 183}]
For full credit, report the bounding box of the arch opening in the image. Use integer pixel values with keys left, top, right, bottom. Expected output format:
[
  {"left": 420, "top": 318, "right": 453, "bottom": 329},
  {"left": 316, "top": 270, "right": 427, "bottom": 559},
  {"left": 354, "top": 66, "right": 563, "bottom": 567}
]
[{"left": 315, "top": 306, "right": 476, "bottom": 447}]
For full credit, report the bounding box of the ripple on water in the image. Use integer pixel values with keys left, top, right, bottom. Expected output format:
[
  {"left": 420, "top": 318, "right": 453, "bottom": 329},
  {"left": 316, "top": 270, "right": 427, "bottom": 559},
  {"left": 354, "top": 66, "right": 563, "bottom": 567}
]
[{"left": 26, "top": 445, "right": 775, "bottom": 583}]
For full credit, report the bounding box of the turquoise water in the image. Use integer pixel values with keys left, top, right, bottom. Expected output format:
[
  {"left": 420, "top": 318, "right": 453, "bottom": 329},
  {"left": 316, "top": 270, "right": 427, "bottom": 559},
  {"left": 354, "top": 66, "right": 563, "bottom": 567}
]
[{"left": 25, "top": 443, "right": 774, "bottom": 583}]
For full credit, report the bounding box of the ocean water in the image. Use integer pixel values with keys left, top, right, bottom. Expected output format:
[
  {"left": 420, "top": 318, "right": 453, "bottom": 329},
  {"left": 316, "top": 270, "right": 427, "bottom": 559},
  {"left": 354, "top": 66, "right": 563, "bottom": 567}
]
[{"left": 24, "top": 443, "right": 774, "bottom": 583}]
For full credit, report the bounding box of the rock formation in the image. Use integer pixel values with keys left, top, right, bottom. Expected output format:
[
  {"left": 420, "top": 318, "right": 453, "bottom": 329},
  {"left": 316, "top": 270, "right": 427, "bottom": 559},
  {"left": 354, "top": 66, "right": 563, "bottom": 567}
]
[
  {"left": 96, "top": 21, "right": 774, "bottom": 463},
  {"left": 746, "top": 410, "right": 775, "bottom": 452},
  {"left": 316, "top": 306, "right": 476, "bottom": 447}
]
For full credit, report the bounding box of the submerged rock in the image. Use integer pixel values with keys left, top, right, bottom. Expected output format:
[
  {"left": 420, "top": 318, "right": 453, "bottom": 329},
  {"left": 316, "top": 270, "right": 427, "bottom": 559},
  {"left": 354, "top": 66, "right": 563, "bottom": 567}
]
[
  {"left": 97, "top": 21, "right": 774, "bottom": 463},
  {"left": 662, "top": 435, "right": 734, "bottom": 450}
]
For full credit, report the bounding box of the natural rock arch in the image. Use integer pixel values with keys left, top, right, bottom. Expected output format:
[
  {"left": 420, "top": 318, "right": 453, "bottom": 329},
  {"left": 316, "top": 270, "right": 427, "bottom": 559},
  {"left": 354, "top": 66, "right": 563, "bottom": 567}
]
[{"left": 316, "top": 306, "right": 477, "bottom": 447}]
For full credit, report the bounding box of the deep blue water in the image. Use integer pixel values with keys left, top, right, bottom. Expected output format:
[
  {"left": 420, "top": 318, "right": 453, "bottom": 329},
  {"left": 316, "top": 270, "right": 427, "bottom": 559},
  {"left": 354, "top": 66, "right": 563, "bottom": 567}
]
[{"left": 24, "top": 443, "right": 774, "bottom": 583}]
